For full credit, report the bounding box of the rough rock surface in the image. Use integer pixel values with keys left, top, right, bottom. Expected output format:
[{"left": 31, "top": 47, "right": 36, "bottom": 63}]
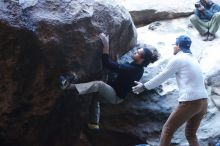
[
  {"left": 130, "top": 10, "right": 192, "bottom": 27},
  {"left": 0, "top": 0, "right": 137, "bottom": 146}
]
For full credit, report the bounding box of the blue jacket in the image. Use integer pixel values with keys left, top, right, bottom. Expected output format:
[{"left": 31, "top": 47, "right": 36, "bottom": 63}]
[
  {"left": 102, "top": 54, "right": 144, "bottom": 99},
  {"left": 194, "top": 0, "right": 220, "bottom": 21}
]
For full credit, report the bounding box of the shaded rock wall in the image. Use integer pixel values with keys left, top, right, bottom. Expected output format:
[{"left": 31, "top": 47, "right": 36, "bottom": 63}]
[
  {"left": 121, "top": 0, "right": 196, "bottom": 27},
  {"left": 130, "top": 10, "right": 193, "bottom": 27},
  {"left": 126, "top": 0, "right": 220, "bottom": 27},
  {"left": 0, "top": 0, "right": 137, "bottom": 146}
]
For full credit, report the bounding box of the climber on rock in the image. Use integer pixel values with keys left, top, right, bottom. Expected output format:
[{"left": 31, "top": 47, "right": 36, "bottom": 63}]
[{"left": 59, "top": 33, "right": 159, "bottom": 133}]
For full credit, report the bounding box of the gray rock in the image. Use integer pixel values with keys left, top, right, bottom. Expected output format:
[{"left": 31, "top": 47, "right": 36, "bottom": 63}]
[
  {"left": 209, "top": 73, "right": 220, "bottom": 109},
  {"left": 130, "top": 10, "right": 193, "bottom": 27},
  {"left": 206, "top": 71, "right": 220, "bottom": 109},
  {"left": 122, "top": 0, "right": 220, "bottom": 27},
  {"left": 19, "top": 0, "right": 38, "bottom": 9},
  {"left": 207, "top": 71, "right": 220, "bottom": 86},
  {"left": 120, "top": 0, "right": 197, "bottom": 12},
  {"left": 121, "top": 0, "right": 197, "bottom": 27},
  {"left": 211, "top": 95, "right": 220, "bottom": 109},
  {"left": 148, "top": 21, "right": 161, "bottom": 31}
]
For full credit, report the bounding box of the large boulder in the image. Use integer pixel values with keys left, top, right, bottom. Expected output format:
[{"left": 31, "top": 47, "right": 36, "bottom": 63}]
[{"left": 0, "top": 0, "right": 137, "bottom": 146}]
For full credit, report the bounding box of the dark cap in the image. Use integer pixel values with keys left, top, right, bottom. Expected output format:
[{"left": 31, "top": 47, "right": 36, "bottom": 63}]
[{"left": 176, "top": 35, "right": 192, "bottom": 54}]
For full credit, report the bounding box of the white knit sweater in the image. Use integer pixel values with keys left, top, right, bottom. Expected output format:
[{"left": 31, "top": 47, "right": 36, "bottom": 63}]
[{"left": 144, "top": 51, "right": 208, "bottom": 101}]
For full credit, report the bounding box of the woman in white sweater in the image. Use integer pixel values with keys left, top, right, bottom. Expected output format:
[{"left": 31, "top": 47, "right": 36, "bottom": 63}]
[{"left": 132, "top": 35, "right": 208, "bottom": 146}]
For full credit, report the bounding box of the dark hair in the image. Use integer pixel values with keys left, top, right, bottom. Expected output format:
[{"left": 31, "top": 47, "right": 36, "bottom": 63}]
[
  {"left": 141, "top": 47, "right": 159, "bottom": 67},
  {"left": 200, "top": 0, "right": 206, "bottom": 6}
]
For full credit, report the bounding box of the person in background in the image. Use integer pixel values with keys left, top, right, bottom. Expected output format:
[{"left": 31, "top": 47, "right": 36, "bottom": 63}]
[
  {"left": 190, "top": 0, "right": 220, "bottom": 41},
  {"left": 132, "top": 35, "right": 208, "bottom": 146},
  {"left": 59, "top": 33, "right": 159, "bottom": 132}
]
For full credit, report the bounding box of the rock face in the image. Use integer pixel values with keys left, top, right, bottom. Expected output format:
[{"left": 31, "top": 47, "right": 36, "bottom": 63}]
[
  {"left": 0, "top": 0, "right": 137, "bottom": 146},
  {"left": 120, "top": 0, "right": 219, "bottom": 27},
  {"left": 120, "top": 0, "right": 197, "bottom": 27},
  {"left": 207, "top": 71, "right": 220, "bottom": 109},
  {"left": 130, "top": 10, "right": 193, "bottom": 27},
  {"left": 120, "top": 0, "right": 197, "bottom": 11}
]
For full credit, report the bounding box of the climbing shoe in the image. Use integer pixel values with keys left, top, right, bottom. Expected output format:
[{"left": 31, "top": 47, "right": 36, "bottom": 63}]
[
  {"left": 86, "top": 123, "right": 100, "bottom": 135},
  {"left": 88, "top": 123, "right": 100, "bottom": 131},
  {"left": 59, "top": 75, "right": 70, "bottom": 90},
  {"left": 59, "top": 71, "right": 79, "bottom": 90}
]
